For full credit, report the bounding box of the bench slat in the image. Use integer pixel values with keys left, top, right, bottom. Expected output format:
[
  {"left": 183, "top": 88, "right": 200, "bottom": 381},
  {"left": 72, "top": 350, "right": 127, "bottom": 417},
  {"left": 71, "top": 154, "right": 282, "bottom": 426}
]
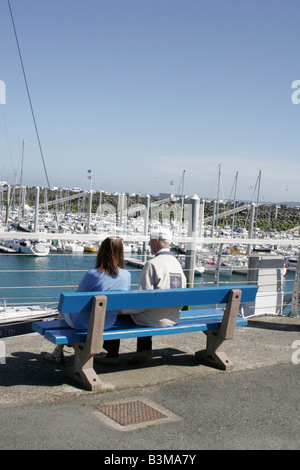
[
  {"left": 103, "top": 317, "right": 247, "bottom": 340},
  {"left": 58, "top": 285, "right": 257, "bottom": 314},
  {"left": 42, "top": 316, "right": 247, "bottom": 344},
  {"left": 44, "top": 328, "right": 87, "bottom": 344},
  {"left": 180, "top": 308, "right": 224, "bottom": 318},
  {"left": 32, "top": 319, "right": 70, "bottom": 335}
]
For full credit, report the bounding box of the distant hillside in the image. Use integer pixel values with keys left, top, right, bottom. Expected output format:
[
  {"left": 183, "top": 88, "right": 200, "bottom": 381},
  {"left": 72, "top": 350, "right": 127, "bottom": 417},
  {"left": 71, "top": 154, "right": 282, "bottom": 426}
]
[{"left": 3, "top": 187, "right": 300, "bottom": 233}]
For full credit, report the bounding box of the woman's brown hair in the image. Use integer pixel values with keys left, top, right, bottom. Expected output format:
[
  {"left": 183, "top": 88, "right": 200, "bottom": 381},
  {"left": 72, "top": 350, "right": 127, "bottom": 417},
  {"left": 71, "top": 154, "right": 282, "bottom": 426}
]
[{"left": 95, "top": 237, "right": 124, "bottom": 276}]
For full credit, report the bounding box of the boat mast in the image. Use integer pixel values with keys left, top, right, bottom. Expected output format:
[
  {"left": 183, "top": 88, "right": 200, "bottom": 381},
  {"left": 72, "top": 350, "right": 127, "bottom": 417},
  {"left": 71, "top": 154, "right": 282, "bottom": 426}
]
[
  {"left": 179, "top": 169, "right": 186, "bottom": 235},
  {"left": 17, "top": 139, "right": 26, "bottom": 224},
  {"left": 231, "top": 171, "right": 238, "bottom": 237},
  {"left": 215, "top": 163, "right": 221, "bottom": 236},
  {"left": 254, "top": 169, "right": 261, "bottom": 237}
]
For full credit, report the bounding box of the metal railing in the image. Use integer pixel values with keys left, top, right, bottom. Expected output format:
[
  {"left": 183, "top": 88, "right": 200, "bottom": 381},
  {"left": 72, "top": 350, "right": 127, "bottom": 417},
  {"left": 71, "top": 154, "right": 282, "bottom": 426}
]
[{"left": 0, "top": 232, "right": 299, "bottom": 324}]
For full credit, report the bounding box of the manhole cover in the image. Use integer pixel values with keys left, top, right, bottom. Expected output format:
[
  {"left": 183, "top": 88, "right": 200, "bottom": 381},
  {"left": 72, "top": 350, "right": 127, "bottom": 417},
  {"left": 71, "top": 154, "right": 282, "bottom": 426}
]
[
  {"left": 95, "top": 397, "right": 181, "bottom": 431},
  {"left": 99, "top": 399, "right": 167, "bottom": 426}
]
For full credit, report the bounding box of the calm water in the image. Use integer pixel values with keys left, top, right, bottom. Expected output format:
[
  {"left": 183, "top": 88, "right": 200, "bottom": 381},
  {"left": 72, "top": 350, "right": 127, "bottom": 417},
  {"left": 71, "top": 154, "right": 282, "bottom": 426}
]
[
  {"left": 0, "top": 252, "right": 142, "bottom": 307},
  {"left": 0, "top": 251, "right": 296, "bottom": 309}
]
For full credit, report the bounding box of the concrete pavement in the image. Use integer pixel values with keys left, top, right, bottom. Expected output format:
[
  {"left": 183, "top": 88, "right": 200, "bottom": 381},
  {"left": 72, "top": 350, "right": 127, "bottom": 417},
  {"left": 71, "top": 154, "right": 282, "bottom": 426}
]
[{"left": 0, "top": 315, "right": 299, "bottom": 450}]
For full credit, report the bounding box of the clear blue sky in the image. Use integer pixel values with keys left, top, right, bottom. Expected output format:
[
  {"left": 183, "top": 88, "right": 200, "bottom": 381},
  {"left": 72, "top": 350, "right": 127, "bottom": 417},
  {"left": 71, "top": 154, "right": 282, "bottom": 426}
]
[{"left": 0, "top": 0, "right": 299, "bottom": 203}]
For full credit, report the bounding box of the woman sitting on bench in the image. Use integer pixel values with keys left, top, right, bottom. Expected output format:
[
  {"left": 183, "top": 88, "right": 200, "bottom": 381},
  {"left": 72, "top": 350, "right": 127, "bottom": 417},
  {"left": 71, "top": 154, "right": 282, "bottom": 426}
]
[{"left": 43, "top": 236, "right": 131, "bottom": 363}]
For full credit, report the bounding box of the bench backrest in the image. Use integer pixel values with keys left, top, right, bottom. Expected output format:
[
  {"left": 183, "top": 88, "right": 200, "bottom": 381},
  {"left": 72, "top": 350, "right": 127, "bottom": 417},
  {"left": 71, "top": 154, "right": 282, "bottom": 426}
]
[{"left": 58, "top": 285, "right": 258, "bottom": 314}]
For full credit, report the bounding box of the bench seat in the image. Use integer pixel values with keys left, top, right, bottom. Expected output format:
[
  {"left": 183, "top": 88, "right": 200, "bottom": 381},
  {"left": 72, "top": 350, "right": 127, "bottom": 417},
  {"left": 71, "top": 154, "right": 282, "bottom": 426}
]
[{"left": 33, "top": 311, "right": 247, "bottom": 344}]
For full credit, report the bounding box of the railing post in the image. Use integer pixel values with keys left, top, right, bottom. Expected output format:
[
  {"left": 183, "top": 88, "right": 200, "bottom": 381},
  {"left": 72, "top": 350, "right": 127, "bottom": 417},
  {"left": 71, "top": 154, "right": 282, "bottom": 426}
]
[
  {"left": 142, "top": 195, "right": 150, "bottom": 263},
  {"left": 247, "top": 203, "right": 255, "bottom": 255},
  {"left": 184, "top": 194, "right": 200, "bottom": 288},
  {"left": 87, "top": 190, "right": 92, "bottom": 232}
]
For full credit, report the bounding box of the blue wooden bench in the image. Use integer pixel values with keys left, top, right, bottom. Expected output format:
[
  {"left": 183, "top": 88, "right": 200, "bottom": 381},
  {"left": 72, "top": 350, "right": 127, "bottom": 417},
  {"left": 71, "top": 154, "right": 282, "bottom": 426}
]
[{"left": 32, "top": 285, "right": 257, "bottom": 391}]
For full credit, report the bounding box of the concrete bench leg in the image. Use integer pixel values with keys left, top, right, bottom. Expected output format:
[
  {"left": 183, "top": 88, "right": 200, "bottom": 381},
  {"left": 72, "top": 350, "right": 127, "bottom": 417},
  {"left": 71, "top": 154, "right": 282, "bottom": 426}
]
[
  {"left": 195, "top": 288, "right": 242, "bottom": 371},
  {"left": 195, "top": 331, "right": 234, "bottom": 370},
  {"left": 66, "top": 344, "right": 102, "bottom": 391},
  {"left": 66, "top": 294, "right": 107, "bottom": 391}
]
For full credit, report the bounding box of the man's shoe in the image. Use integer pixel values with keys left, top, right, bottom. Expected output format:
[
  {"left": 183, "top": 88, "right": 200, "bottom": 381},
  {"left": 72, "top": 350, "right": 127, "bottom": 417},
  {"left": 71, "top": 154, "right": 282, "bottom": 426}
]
[
  {"left": 94, "top": 354, "right": 121, "bottom": 366},
  {"left": 128, "top": 350, "right": 153, "bottom": 365}
]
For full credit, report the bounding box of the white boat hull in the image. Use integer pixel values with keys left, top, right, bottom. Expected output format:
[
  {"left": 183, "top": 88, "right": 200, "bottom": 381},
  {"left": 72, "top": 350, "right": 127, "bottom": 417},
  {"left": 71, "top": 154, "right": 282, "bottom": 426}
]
[
  {"left": 19, "top": 241, "right": 50, "bottom": 256},
  {"left": 63, "top": 243, "right": 84, "bottom": 252},
  {"left": 0, "top": 305, "right": 58, "bottom": 325},
  {"left": 203, "top": 262, "right": 233, "bottom": 277}
]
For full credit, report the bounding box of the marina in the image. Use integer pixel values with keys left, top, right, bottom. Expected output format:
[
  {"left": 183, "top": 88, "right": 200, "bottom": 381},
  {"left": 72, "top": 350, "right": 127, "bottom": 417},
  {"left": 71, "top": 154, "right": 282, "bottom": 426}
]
[
  {"left": 0, "top": 206, "right": 299, "bottom": 337},
  {"left": 1, "top": 187, "right": 300, "bottom": 333}
]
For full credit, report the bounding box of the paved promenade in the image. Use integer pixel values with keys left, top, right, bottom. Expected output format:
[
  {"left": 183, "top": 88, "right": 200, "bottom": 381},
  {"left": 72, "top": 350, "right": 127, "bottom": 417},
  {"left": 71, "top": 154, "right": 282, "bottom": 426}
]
[{"left": 0, "top": 315, "right": 299, "bottom": 450}]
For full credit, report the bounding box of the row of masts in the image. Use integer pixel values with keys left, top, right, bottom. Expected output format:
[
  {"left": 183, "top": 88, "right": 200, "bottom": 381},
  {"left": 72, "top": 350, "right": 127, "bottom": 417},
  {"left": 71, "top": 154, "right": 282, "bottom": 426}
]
[
  {"left": 1, "top": 188, "right": 263, "bottom": 237},
  {"left": 1, "top": 163, "right": 283, "bottom": 239}
]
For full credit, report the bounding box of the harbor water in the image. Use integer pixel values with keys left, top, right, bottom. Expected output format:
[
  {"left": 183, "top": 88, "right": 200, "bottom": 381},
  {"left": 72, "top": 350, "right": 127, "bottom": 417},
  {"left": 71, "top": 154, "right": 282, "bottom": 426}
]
[
  {"left": 1, "top": 250, "right": 296, "bottom": 312},
  {"left": 0, "top": 251, "right": 142, "bottom": 307}
]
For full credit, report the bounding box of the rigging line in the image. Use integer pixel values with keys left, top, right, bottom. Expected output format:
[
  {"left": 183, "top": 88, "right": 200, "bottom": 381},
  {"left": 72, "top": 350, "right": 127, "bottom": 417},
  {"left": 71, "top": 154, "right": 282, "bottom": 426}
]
[
  {"left": 7, "top": 0, "right": 50, "bottom": 190},
  {"left": 61, "top": 253, "right": 76, "bottom": 291},
  {"left": 7, "top": 1, "right": 77, "bottom": 290}
]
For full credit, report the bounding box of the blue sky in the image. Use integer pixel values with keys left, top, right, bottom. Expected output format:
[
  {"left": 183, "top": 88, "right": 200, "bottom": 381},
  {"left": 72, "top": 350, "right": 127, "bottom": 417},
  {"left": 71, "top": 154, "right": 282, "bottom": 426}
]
[{"left": 0, "top": 0, "right": 299, "bottom": 202}]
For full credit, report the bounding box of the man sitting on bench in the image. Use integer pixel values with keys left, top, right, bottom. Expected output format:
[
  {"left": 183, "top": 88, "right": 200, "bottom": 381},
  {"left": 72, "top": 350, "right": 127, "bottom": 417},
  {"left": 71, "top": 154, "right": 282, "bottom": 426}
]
[{"left": 100, "top": 227, "right": 187, "bottom": 365}]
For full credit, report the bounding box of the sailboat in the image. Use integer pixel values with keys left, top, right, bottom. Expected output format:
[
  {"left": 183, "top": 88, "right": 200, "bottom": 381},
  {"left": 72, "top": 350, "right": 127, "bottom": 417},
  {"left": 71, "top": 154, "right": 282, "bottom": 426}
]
[
  {"left": 3, "top": 142, "right": 50, "bottom": 256},
  {"left": 18, "top": 239, "right": 50, "bottom": 256}
]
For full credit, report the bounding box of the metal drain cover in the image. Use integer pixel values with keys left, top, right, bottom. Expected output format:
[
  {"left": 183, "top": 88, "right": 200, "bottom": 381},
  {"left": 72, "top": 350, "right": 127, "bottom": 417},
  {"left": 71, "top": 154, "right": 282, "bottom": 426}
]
[{"left": 95, "top": 397, "right": 181, "bottom": 431}]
